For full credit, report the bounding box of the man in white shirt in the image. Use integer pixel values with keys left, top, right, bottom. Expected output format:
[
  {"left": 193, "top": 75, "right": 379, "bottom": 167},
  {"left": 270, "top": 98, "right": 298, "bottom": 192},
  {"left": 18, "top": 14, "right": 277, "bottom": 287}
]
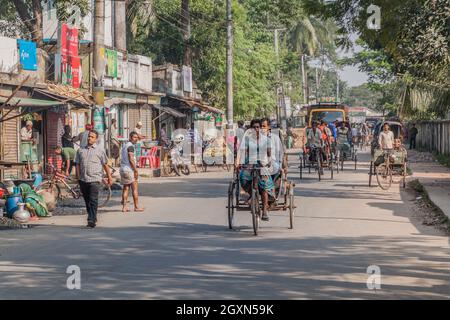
[
  {"left": 307, "top": 122, "right": 323, "bottom": 148},
  {"left": 20, "top": 121, "right": 35, "bottom": 142},
  {"left": 378, "top": 123, "right": 395, "bottom": 150}
]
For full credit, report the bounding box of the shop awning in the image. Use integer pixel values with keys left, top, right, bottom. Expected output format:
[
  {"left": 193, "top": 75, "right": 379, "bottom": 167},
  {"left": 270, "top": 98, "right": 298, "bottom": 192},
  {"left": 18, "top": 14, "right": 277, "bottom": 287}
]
[
  {"left": 166, "top": 95, "right": 223, "bottom": 114},
  {"left": 0, "top": 96, "right": 65, "bottom": 107},
  {"left": 152, "top": 104, "right": 186, "bottom": 118},
  {"left": 104, "top": 97, "right": 137, "bottom": 108}
]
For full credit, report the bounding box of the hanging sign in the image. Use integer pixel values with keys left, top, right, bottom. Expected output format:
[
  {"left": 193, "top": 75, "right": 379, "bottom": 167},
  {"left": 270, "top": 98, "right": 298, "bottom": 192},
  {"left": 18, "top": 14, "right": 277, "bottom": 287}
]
[
  {"left": 17, "top": 40, "right": 37, "bottom": 71},
  {"left": 56, "top": 23, "right": 81, "bottom": 88}
]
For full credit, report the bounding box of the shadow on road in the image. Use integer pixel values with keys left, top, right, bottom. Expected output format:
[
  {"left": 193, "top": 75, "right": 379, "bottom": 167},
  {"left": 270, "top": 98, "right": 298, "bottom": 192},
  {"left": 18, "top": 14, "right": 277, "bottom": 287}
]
[{"left": 0, "top": 221, "right": 449, "bottom": 299}]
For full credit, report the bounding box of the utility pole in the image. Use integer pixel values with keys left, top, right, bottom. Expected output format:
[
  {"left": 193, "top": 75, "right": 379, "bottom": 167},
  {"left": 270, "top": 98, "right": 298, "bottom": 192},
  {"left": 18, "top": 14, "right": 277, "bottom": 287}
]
[
  {"left": 93, "top": 0, "right": 105, "bottom": 147},
  {"left": 336, "top": 72, "right": 340, "bottom": 102},
  {"left": 114, "top": 0, "right": 126, "bottom": 51},
  {"left": 93, "top": 0, "right": 105, "bottom": 105},
  {"left": 315, "top": 67, "right": 319, "bottom": 103},
  {"left": 273, "top": 28, "right": 286, "bottom": 130},
  {"left": 301, "top": 54, "right": 308, "bottom": 104},
  {"left": 226, "top": 0, "right": 233, "bottom": 129}
]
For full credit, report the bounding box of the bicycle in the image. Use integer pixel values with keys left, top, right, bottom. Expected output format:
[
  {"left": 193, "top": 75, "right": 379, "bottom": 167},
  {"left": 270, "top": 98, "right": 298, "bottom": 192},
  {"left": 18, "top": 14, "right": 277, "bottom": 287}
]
[{"left": 36, "top": 163, "right": 113, "bottom": 208}]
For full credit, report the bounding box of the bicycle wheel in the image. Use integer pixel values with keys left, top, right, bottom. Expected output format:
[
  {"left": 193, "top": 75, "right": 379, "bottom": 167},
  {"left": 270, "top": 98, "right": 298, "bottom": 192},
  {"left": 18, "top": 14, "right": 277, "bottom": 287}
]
[
  {"left": 172, "top": 163, "right": 181, "bottom": 176},
  {"left": 181, "top": 165, "right": 190, "bottom": 176},
  {"left": 330, "top": 153, "right": 334, "bottom": 180},
  {"left": 98, "top": 182, "right": 112, "bottom": 208},
  {"left": 37, "top": 180, "right": 61, "bottom": 199},
  {"left": 299, "top": 155, "right": 303, "bottom": 180},
  {"left": 376, "top": 163, "right": 392, "bottom": 190},
  {"left": 251, "top": 188, "right": 260, "bottom": 236},
  {"left": 316, "top": 151, "right": 322, "bottom": 181},
  {"left": 227, "top": 181, "right": 235, "bottom": 229}
]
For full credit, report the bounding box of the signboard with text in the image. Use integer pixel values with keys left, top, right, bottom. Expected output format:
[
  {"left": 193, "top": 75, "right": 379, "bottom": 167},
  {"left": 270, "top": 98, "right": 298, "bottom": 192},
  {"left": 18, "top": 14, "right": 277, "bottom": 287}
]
[{"left": 56, "top": 23, "right": 81, "bottom": 88}]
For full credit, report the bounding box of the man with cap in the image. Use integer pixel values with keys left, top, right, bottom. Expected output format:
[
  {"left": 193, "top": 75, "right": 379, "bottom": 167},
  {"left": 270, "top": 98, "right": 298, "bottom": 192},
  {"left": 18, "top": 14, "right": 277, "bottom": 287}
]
[
  {"left": 20, "top": 120, "right": 36, "bottom": 178},
  {"left": 134, "top": 121, "right": 146, "bottom": 140},
  {"left": 20, "top": 120, "right": 35, "bottom": 143}
]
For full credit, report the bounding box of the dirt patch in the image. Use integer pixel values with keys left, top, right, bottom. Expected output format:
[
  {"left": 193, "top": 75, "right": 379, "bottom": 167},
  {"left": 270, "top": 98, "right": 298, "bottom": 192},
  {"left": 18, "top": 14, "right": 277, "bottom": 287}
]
[{"left": 408, "top": 179, "right": 450, "bottom": 235}]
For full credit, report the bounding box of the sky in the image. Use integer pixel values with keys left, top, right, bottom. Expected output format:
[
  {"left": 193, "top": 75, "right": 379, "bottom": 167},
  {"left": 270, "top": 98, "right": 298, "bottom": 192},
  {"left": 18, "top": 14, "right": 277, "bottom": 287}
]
[{"left": 337, "top": 34, "right": 369, "bottom": 87}]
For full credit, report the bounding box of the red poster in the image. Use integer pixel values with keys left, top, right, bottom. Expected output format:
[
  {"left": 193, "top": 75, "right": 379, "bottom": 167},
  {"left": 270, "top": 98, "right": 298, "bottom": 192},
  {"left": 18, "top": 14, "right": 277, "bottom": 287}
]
[
  {"left": 58, "top": 23, "right": 80, "bottom": 88},
  {"left": 60, "top": 23, "right": 79, "bottom": 57},
  {"left": 71, "top": 56, "right": 81, "bottom": 88}
]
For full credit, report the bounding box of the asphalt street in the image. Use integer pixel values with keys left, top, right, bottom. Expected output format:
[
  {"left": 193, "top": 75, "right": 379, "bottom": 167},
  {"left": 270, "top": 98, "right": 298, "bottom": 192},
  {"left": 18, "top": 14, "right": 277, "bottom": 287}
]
[{"left": 0, "top": 150, "right": 449, "bottom": 299}]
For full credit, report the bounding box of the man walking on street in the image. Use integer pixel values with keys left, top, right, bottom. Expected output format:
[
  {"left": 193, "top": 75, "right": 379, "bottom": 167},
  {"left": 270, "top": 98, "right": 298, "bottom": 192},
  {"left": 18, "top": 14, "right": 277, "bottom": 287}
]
[
  {"left": 75, "top": 130, "right": 112, "bottom": 228},
  {"left": 120, "top": 131, "right": 144, "bottom": 213},
  {"left": 409, "top": 124, "right": 418, "bottom": 150}
]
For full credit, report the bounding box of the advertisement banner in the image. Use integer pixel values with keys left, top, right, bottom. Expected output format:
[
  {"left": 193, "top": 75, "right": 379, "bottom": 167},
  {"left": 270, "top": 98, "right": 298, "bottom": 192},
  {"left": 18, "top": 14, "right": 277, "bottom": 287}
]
[
  {"left": 17, "top": 40, "right": 37, "bottom": 71},
  {"left": 60, "top": 23, "right": 79, "bottom": 57},
  {"left": 93, "top": 107, "right": 106, "bottom": 135},
  {"left": 57, "top": 23, "right": 81, "bottom": 88},
  {"left": 105, "top": 49, "right": 118, "bottom": 78}
]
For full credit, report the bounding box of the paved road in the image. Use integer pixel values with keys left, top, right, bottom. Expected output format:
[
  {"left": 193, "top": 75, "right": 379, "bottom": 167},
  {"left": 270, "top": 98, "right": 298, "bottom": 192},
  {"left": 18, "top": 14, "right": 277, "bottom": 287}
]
[{"left": 0, "top": 151, "right": 449, "bottom": 299}]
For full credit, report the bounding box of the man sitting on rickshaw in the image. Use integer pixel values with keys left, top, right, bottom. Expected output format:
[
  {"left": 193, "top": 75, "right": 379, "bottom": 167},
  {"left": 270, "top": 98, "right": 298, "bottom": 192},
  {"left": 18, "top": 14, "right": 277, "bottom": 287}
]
[
  {"left": 235, "top": 119, "right": 275, "bottom": 221},
  {"left": 262, "top": 118, "right": 288, "bottom": 200}
]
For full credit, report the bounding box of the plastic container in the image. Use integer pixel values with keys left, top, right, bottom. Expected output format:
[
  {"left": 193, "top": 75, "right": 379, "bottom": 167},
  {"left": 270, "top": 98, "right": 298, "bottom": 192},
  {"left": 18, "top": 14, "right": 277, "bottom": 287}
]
[
  {"left": 6, "top": 194, "right": 22, "bottom": 218},
  {"left": 13, "top": 203, "right": 30, "bottom": 223}
]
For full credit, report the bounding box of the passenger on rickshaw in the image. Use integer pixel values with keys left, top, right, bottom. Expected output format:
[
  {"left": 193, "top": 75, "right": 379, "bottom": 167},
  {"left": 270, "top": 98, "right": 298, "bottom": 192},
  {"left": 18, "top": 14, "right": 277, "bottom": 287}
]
[
  {"left": 262, "top": 118, "right": 287, "bottom": 199},
  {"left": 235, "top": 119, "right": 275, "bottom": 221},
  {"left": 336, "top": 121, "right": 351, "bottom": 158},
  {"left": 319, "top": 120, "right": 333, "bottom": 160}
]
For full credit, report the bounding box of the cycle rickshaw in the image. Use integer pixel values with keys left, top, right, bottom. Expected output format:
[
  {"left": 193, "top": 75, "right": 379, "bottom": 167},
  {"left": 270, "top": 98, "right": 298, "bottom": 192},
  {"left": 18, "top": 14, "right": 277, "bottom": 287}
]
[
  {"left": 227, "top": 163, "right": 296, "bottom": 236},
  {"left": 369, "top": 121, "right": 408, "bottom": 190},
  {"left": 299, "top": 142, "right": 334, "bottom": 181}
]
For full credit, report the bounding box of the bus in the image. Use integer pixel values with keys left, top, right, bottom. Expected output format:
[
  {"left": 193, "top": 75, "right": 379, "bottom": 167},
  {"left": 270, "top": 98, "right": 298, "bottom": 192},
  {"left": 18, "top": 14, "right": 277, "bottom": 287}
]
[{"left": 306, "top": 102, "right": 350, "bottom": 127}]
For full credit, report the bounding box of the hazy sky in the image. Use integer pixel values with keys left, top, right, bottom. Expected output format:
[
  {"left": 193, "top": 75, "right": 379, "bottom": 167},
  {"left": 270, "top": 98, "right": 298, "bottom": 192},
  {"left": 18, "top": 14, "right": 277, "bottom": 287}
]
[{"left": 337, "top": 34, "right": 369, "bottom": 87}]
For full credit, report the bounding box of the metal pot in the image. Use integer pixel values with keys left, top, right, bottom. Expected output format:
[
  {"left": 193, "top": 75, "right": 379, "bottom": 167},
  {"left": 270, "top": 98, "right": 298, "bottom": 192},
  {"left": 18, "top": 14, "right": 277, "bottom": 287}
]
[{"left": 12, "top": 203, "right": 30, "bottom": 223}]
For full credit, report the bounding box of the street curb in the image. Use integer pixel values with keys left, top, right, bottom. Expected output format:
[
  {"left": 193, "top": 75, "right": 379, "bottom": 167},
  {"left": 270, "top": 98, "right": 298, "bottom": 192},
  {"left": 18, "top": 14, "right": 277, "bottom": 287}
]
[{"left": 407, "top": 177, "right": 450, "bottom": 222}]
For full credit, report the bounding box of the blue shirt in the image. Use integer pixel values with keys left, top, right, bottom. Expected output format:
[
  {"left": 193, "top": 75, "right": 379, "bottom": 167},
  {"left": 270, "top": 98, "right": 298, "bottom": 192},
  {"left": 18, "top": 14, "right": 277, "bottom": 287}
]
[{"left": 328, "top": 123, "right": 337, "bottom": 139}]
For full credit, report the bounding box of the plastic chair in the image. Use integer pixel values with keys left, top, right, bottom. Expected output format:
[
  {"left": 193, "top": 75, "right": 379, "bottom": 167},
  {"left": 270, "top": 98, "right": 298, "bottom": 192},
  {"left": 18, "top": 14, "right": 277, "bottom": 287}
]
[{"left": 139, "top": 147, "right": 160, "bottom": 169}]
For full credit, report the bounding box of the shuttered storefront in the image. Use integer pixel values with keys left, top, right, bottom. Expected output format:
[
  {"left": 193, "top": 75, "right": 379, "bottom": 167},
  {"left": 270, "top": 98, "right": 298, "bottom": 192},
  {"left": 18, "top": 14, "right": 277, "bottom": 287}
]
[
  {"left": 1, "top": 107, "right": 20, "bottom": 179},
  {"left": 128, "top": 105, "right": 140, "bottom": 134},
  {"left": 127, "top": 104, "right": 152, "bottom": 138},
  {"left": 140, "top": 104, "right": 152, "bottom": 138}
]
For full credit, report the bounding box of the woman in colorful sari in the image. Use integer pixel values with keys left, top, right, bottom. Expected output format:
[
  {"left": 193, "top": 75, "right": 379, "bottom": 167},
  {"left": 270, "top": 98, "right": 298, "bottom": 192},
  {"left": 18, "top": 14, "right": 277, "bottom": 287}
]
[{"left": 235, "top": 119, "right": 275, "bottom": 221}]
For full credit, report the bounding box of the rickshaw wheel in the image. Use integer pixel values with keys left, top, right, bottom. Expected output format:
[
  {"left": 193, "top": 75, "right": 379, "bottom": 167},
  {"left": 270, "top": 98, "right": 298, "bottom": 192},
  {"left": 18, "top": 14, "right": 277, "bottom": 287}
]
[
  {"left": 369, "top": 162, "right": 373, "bottom": 187},
  {"left": 227, "top": 181, "right": 236, "bottom": 229},
  {"left": 289, "top": 188, "right": 295, "bottom": 230},
  {"left": 317, "top": 151, "right": 322, "bottom": 181},
  {"left": 376, "top": 163, "right": 393, "bottom": 190},
  {"left": 330, "top": 153, "right": 334, "bottom": 180},
  {"left": 251, "top": 188, "right": 261, "bottom": 236},
  {"left": 403, "top": 163, "right": 407, "bottom": 188},
  {"left": 354, "top": 154, "right": 358, "bottom": 170}
]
